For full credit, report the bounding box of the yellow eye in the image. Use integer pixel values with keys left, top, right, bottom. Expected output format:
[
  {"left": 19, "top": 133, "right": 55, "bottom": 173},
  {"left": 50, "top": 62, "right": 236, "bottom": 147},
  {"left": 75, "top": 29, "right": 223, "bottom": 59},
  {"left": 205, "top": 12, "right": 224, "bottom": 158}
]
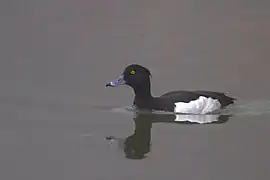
[{"left": 130, "top": 70, "right": 136, "bottom": 75}]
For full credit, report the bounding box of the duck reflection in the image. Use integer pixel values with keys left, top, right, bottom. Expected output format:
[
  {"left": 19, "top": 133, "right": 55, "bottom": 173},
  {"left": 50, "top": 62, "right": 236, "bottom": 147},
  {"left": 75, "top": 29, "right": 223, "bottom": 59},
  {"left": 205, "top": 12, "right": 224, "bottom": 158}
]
[{"left": 107, "top": 112, "right": 232, "bottom": 159}]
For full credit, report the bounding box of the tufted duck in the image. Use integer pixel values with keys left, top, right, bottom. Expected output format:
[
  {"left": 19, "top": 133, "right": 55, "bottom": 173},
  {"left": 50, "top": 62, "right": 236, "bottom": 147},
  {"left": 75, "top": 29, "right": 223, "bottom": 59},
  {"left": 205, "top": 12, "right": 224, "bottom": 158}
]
[{"left": 106, "top": 64, "right": 236, "bottom": 114}]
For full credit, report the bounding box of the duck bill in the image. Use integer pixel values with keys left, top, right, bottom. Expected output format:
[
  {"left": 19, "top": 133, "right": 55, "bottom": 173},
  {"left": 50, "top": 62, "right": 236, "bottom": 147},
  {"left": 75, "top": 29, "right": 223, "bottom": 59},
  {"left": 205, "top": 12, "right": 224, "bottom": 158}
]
[{"left": 106, "top": 74, "right": 126, "bottom": 87}]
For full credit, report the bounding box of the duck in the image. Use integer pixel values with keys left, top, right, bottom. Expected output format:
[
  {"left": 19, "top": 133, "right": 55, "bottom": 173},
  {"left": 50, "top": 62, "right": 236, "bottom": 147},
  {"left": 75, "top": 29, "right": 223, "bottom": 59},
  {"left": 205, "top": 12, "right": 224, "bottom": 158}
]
[{"left": 106, "top": 64, "right": 236, "bottom": 114}]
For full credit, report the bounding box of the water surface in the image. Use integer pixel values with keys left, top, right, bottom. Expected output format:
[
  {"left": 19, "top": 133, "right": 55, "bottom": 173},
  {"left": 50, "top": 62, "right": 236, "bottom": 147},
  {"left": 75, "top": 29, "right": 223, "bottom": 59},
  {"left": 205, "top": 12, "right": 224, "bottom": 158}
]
[{"left": 1, "top": 0, "right": 270, "bottom": 179}]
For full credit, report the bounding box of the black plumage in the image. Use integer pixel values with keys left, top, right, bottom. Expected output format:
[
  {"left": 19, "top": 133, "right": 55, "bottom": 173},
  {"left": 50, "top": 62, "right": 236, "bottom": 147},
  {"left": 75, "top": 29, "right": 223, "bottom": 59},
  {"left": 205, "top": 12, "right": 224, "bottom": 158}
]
[{"left": 106, "top": 64, "right": 236, "bottom": 113}]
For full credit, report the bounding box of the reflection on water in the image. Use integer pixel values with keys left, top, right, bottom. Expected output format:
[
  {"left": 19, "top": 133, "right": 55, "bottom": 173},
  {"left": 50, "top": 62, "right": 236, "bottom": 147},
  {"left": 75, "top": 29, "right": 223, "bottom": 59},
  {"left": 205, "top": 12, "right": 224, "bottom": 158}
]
[
  {"left": 107, "top": 113, "right": 232, "bottom": 160},
  {"left": 101, "top": 100, "right": 270, "bottom": 159}
]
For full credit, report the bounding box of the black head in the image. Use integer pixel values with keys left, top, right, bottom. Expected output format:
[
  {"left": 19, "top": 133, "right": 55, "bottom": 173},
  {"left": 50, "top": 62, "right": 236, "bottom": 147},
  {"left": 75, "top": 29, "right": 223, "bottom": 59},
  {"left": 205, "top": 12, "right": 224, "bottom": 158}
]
[{"left": 106, "top": 64, "right": 152, "bottom": 95}]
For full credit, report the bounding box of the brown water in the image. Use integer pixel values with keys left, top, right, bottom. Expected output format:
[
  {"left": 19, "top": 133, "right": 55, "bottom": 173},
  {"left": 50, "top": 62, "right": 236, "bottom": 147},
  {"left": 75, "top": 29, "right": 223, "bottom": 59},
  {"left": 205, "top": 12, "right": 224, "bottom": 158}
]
[{"left": 1, "top": 0, "right": 270, "bottom": 179}]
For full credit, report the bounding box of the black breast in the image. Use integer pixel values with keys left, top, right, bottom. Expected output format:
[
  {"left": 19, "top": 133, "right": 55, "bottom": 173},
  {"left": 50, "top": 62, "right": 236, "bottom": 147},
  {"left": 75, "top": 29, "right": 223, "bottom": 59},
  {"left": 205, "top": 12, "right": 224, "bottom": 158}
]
[{"left": 133, "top": 96, "right": 175, "bottom": 112}]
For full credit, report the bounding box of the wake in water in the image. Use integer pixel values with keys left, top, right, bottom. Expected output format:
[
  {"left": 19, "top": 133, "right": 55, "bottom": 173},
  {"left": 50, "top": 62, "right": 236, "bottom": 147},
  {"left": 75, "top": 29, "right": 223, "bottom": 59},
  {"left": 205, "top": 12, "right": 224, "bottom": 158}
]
[
  {"left": 216, "top": 100, "right": 270, "bottom": 116},
  {"left": 94, "top": 100, "right": 270, "bottom": 124},
  {"left": 107, "top": 100, "right": 270, "bottom": 116}
]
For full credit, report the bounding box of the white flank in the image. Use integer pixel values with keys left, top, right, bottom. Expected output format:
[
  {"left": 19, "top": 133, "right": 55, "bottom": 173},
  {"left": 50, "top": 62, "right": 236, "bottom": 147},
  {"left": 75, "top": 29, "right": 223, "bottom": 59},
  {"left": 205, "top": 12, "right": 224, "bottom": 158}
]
[{"left": 174, "top": 96, "right": 221, "bottom": 114}]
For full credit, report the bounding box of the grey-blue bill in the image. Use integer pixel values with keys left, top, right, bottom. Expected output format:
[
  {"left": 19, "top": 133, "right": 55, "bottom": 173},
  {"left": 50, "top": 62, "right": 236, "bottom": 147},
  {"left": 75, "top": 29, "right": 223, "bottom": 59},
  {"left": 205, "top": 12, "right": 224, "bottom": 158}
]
[{"left": 106, "top": 74, "right": 126, "bottom": 87}]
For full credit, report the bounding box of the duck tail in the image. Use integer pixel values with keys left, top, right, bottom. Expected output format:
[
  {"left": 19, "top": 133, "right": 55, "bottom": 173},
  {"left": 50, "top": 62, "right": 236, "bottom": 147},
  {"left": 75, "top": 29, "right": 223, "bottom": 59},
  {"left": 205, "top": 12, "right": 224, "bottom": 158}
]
[{"left": 224, "top": 92, "right": 237, "bottom": 101}]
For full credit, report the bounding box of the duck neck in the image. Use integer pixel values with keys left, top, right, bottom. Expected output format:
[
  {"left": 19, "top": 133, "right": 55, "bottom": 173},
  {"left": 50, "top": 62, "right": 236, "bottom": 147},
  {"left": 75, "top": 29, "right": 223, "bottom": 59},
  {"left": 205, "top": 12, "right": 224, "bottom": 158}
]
[{"left": 133, "top": 82, "right": 153, "bottom": 100}]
